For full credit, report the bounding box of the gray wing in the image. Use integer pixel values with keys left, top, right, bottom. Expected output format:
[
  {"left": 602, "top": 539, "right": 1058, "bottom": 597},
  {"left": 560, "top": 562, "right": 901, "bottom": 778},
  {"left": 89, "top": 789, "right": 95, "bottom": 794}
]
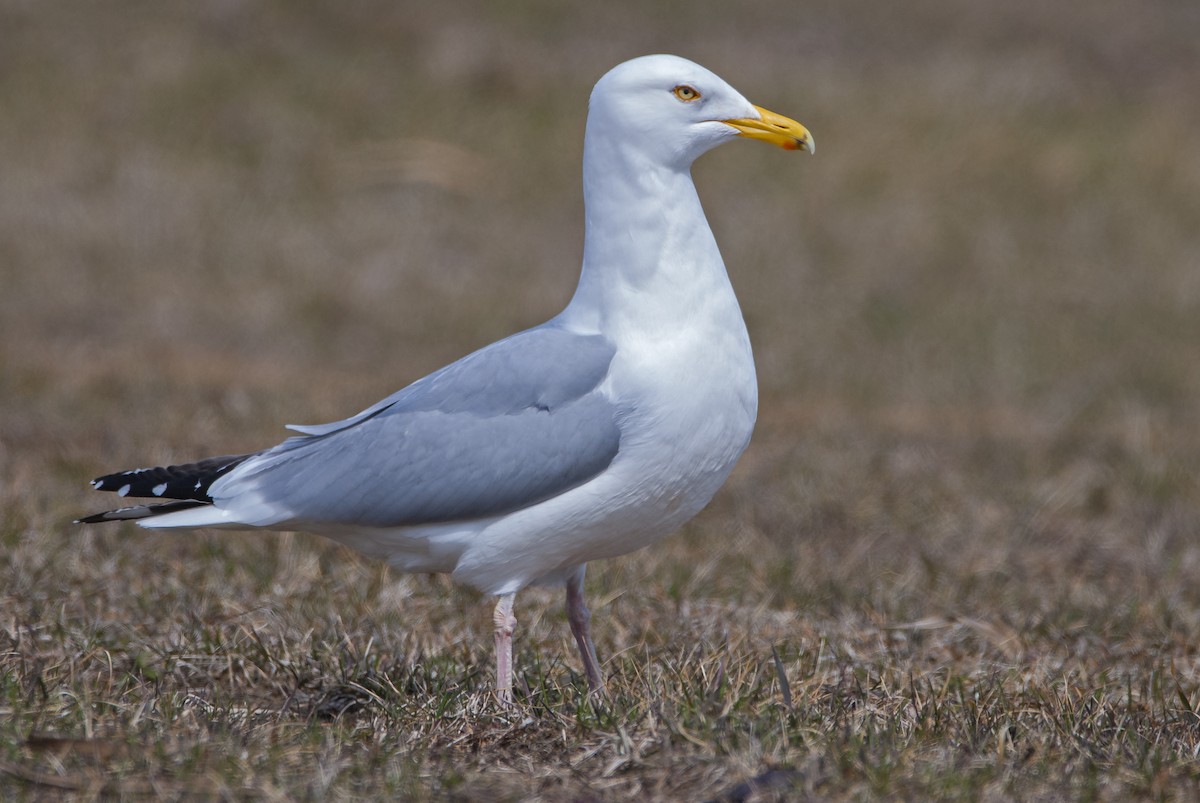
[{"left": 212, "top": 324, "right": 622, "bottom": 527}]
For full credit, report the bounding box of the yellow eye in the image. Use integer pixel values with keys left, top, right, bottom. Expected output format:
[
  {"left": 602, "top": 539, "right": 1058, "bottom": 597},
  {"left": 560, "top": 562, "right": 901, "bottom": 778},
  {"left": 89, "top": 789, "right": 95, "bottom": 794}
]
[{"left": 673, "top": 85, "right": 701, "bottom": 102}]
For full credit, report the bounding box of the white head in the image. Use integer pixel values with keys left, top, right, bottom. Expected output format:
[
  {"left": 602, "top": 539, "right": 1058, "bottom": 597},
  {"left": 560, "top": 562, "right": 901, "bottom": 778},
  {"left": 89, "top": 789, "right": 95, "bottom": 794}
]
[{"left": 586, "top": 54, "right": 813, "bottom": 171}]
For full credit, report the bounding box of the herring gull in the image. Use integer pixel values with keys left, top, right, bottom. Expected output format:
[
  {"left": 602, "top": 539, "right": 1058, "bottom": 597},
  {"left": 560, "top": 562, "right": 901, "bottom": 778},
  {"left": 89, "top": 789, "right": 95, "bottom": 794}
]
[{"left": 79, "top": 54, "right": 814, "bottom": 703}]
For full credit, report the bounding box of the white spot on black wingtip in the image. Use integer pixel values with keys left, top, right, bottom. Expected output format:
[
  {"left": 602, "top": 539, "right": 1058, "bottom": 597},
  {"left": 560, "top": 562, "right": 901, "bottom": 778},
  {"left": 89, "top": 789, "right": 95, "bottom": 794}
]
[
  {"left": 118, "top": 484, "right": 131, "bottom": 497},
  {"left": 90, "top": 479, "right": 101, "bottom": 489},
  {"left": 194, "top": 480, "right": 202, "bottom": 490},
  {"left": 153, "top": 483, "right": 168, "bottom": 496}
]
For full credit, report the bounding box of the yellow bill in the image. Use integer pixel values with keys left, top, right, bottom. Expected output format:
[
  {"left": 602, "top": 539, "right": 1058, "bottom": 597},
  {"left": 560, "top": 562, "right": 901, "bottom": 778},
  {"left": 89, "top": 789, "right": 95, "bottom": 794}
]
[{"left": 723, "top": 105, "right": 814, "bottom": 153}]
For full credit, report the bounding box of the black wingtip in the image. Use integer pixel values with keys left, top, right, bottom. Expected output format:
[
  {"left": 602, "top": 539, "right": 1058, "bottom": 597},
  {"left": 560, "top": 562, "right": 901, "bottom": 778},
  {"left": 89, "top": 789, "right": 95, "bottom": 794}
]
[
  {"left": 88, "top": 453, "right": 253, "bottom": 503},
  {"left": 76, "top": 500, "right": 209, "bottom": 525}
]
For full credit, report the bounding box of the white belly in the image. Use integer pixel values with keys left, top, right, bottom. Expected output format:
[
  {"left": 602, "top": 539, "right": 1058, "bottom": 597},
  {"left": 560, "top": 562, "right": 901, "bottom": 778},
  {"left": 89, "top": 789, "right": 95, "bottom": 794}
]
[
  {"left": 433, "top": 314, "right": 757, "bottom": 595},
  {"left": 322, "top": 297, "right": 758, "bottom": 596}
]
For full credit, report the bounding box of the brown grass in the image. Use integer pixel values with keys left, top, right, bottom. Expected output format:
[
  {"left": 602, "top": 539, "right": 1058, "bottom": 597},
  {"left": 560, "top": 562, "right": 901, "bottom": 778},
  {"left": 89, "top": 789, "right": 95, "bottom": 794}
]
[{"left": 3, "top": 0, "right": 1200, "bottom": 799}]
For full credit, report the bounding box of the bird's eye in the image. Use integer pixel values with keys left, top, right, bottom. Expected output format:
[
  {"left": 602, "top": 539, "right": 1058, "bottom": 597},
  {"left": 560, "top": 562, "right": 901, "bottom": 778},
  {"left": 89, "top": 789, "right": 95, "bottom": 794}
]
[{"left": 673, "top": 85, "right": 701, "bottom": 102}]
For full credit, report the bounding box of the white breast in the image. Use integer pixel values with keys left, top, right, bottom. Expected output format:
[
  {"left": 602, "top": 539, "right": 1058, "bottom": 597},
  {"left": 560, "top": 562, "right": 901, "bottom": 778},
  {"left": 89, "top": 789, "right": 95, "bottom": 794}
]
[{"left": 431, "top": 276, "right": 758, "bottom": 595}]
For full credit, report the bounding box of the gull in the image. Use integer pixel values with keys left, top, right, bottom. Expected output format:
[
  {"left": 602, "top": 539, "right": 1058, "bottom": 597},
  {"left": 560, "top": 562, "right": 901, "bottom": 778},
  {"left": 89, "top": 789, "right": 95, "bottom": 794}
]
[{"left": 79, "top": 54, "right": 813, "bottom": 703}]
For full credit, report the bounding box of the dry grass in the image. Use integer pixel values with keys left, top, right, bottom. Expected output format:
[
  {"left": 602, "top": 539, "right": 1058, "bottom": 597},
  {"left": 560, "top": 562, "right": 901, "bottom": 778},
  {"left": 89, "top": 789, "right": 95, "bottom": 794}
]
[{"left": 3, "top": 0, "right": 1200, "bottom": 799}]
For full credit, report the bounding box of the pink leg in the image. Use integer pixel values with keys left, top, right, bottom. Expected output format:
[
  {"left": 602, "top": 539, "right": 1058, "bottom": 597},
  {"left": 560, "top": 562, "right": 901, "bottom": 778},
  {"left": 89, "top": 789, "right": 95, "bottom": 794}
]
[
  {"left": 493, "top": 594, "right": 517, "bottom": 704},
  {"left": 566, "top": 565, "right": 605, "bottom": 694}
]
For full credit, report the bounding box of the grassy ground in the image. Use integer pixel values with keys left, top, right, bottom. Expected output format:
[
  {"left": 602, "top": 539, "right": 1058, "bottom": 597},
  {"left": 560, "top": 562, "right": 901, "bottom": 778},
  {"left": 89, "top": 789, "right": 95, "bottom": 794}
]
[{"left": 3, "top": 0, "right": 1200, "bottom": 798}]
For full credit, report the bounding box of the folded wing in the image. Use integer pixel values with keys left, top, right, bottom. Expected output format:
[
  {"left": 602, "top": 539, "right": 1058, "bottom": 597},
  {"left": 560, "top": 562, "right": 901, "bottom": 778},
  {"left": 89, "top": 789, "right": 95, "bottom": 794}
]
[{"left": 85, "top": 324, "right": 623, "bottom": 530}]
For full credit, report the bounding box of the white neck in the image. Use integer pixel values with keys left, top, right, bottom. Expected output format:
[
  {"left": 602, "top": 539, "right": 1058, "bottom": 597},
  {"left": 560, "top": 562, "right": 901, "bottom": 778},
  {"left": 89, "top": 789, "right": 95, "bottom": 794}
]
[{"left": 559, "top": 129, "right": 742, "bottom": 341}]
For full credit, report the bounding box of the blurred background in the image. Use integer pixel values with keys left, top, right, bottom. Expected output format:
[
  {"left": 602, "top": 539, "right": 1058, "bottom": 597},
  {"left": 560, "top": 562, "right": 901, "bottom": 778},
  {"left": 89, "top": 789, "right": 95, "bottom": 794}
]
[{"left": 2, "top": 0, "right": 1199, "bottom": 646}]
